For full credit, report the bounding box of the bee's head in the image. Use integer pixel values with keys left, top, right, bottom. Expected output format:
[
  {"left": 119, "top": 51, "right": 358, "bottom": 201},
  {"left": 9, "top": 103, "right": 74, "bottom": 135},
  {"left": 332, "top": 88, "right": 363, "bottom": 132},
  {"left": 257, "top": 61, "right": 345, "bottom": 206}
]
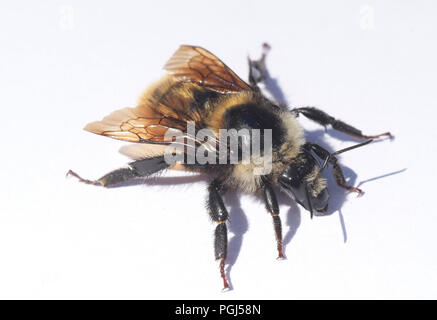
[
  {"left": 278, "top": 150, "right": 329, "bottom": 215},
  {"left": 277, "top": 140, "right": 374, "bottom": 216}
]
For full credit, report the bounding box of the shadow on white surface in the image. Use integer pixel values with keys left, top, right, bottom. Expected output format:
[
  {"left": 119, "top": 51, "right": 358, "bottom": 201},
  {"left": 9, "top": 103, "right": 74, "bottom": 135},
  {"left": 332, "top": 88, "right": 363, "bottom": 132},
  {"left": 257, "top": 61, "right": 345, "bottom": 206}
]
[
  {"left": 95, "top": 154, "right": 388, "bottom": 291},
  {"left": 356, "top": 168, "right": 407, "bottom": 189},
  {"left": 223, "top": 192, "right": 247, "bottom": 290}
]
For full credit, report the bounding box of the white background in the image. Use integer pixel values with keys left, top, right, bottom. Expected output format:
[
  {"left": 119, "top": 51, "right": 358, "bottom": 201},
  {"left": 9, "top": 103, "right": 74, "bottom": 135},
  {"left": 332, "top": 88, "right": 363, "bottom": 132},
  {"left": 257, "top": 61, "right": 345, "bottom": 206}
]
[{"left": 0, "top": 0, "right": 436, "bottom": 299}]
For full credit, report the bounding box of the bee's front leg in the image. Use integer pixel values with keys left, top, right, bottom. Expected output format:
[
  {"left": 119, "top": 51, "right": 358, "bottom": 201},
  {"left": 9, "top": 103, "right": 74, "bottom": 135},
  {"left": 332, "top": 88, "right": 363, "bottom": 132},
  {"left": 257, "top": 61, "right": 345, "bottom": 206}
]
[
  {"left": 207, "top": 180, "right": 230, "bottom": 290},
  {"left": 262, "top": 178, "right": 284, "bottom": 259},
  {"left": 308, "top": 143, "right": 363, "bottom": 195}
]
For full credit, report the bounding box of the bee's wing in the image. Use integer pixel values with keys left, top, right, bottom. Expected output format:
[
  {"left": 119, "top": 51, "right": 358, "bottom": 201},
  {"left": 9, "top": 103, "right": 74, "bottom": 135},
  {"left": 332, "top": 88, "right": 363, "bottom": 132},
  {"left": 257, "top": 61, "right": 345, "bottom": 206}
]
[
  {"left": 83, "top": 80, "right": 218, "bottom": 160},
  {"left": 84, "top": 45, "right": 249, "bottom": 150},
  {"left": 118, "top": 144, "right": 191, "bottom": 172},
  {"left": 164, "top": 45, "right": 253, "bottom": 93},
  {"left": 84, "top": 105, "right": 195, "bottom": 144},
  {"left": 119, "top": 144, "right": 169, "bottom": 160}
]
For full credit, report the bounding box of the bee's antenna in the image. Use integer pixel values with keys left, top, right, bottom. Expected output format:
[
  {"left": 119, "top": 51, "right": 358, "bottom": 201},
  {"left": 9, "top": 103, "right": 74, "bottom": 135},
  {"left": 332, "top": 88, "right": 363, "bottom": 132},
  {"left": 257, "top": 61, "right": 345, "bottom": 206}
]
[
  {"left": 322, "top": 139, "right": 373, "bottom": 170},
  {"left": 333, "top": 139, "right": 373, "bottom": 156}
]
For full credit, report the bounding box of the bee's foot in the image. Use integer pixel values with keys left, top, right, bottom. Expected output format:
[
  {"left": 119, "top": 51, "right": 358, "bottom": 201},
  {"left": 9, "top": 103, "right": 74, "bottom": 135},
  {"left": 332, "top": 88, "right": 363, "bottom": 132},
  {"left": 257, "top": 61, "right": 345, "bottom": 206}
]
[{"left": 66, "top": 170, "right": 102, "bottom": 186}]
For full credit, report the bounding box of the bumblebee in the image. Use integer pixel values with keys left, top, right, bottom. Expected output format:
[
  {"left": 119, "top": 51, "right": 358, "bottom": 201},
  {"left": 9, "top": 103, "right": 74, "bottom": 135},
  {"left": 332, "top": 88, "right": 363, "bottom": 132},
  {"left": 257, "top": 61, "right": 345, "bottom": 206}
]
[{"left": 68, "top": 44, "right": 392, "bottom": 290}]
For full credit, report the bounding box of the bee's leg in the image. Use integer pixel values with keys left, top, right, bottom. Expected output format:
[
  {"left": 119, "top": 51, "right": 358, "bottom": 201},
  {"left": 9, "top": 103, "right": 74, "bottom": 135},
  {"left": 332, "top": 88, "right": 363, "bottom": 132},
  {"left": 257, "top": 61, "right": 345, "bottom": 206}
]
[
  {"left": 67, "top": 156, "right": 169, "bottom": 187},
  {"left": 207, "top": 180, "right": 230, "bottom": 290},
  {"left": 248, "top": 43, "right": 271, "bottom": 91},
  {"left": 293, "top": 107, "right": 392, "bottom": 139},
  {"left": 262, "top": 179, "right": 284, "bottom": 259},
  {"left": 308, "top": 143, "right": 363, "bottom": 195}
]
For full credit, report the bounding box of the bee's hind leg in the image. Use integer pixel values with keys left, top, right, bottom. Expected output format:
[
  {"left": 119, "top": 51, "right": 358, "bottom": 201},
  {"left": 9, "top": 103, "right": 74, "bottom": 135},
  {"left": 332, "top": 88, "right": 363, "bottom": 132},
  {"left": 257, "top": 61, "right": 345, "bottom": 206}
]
[
  {"left": 293, "top": 107, "right": 392, "bottom": 140},
  {"left": 248, "top": 43, "right": 271, "bottom": 91},
  {"left": 67, "top": 156, "right": 169, "bottom": 188},
  {"left": 248, "top": 43, "right": 289, "bottom": 107},
  {"left": 207, "top": 179, "right": 230, "bottom": 290}
]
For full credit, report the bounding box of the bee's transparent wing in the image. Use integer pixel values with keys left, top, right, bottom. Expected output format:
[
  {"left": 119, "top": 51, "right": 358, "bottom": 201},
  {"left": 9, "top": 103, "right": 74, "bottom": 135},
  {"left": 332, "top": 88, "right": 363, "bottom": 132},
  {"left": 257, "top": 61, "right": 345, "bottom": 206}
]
[{"left": 164, "top": 45, "right": 253, "bottom": 93}]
